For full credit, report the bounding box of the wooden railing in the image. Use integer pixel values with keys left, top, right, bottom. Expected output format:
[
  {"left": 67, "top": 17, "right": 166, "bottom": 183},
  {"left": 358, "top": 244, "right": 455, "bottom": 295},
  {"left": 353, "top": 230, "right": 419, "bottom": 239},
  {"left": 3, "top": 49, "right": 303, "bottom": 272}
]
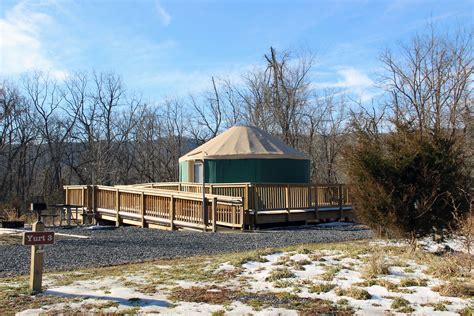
[
  {"left": 65, "top": 182, "right": 351, "bottom": 230},
  {"left": 64, "top": 185, "right": 243, "bottom": 231},
  {"left": 65, "top": 185, "right": 90, "bottom": 208},
  {"left": 130, "top": 182, "right": 352, "bottom": 212}
]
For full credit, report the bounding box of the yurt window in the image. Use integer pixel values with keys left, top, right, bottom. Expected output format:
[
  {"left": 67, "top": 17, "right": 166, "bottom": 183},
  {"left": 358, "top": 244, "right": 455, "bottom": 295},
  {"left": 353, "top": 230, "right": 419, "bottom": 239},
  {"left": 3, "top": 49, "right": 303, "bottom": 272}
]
[{"left": 193, "top": 161, "right": 203, "bottom": 183}]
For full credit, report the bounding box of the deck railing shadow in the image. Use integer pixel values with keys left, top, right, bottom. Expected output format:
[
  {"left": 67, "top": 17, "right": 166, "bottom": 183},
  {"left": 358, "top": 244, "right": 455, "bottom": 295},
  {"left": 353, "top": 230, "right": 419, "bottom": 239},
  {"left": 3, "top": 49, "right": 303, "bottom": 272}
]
[{"left": 44, "top": 290, "right": 170, "bottom": 308}]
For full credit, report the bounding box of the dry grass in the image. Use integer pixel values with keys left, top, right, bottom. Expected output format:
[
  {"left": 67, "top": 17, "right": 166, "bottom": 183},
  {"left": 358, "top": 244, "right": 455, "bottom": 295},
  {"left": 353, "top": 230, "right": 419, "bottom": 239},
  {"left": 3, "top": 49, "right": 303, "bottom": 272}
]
[
  {"left": 296, "top": 247, "right": 312, "bottom": 254},
  {"left": 431, "top": 282, "right": 473, "bottom": 298},
  {"left": 275, "top": 254, "right": 292, "bottom": 265},
  {"left": 289, "top": 259, "right": 311, "bottom": 271},
  {"left": 308, "top": 282, "right": 336, "bottom": 293},
  {"left": 334, "top": 287, "right": 371, "bottom": 300},
  {"left": 399, "top": 278, "right": 428, "bottom": 287},
  {"left": 319, "top": 265, "right": 341, "bottom": 281},
  {"left": 354, "top": 279, "right": 400, "bottom": 292},
  {"left": 0, "top": 208, "right": 23, "bottom": 221},
  {"left": 273, "top": 279, "right": 296, "bottom": 288},
  {"left": 424, "top": 253, "right": 472, "bottom": 280},
  {"left": 391, "top": 297, "right": 414, "bottom": 313},
  {"left": 458, "top": 306, "right": 474, "bottom": 316},
  {"left": 452, "top": 211, "right": 474, "bottom": 261},
  {"left": 362, "top": 252, "right": 390, "bottom": 279},
  {"left": 266, "top": 267, "right": 295, "bottom": 282}
]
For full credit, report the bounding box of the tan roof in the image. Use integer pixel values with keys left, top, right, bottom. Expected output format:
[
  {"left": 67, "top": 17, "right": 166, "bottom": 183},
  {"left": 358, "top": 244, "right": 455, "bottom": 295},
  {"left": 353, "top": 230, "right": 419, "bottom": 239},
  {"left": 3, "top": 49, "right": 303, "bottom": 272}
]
[{"left": 179, "top": 125, "right": 309, "bottom": 162}]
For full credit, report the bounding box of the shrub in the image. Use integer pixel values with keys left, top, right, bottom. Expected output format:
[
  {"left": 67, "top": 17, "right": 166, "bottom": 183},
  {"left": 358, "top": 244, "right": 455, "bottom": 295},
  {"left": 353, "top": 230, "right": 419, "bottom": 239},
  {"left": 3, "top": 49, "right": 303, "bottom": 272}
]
[{"left": 346, "top": 130, "right": 471, "bottom": 243}]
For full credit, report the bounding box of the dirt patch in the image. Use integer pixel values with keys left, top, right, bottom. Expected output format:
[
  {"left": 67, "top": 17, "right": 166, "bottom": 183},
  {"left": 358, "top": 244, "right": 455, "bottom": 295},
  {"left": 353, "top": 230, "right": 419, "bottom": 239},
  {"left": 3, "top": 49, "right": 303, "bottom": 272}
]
[
  {"left": 169, "top": 285, "right": 238, "bottom": 305},
  {"left": 169, "top": 286, "right": 352, "bottom": 314}
]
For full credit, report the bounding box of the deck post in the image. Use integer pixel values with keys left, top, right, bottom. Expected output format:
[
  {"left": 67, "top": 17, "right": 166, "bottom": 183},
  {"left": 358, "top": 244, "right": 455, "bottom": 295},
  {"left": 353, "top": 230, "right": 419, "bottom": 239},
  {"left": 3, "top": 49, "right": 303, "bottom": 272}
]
[
  {"left": 252, "top": 184, "right": 258, "bottom": 229},
  {"left": 92, "top": 185, "right": 97, "bottom": 223},
  {"left": 232, "top": 204, "right": 236, "bottom": 229},
  {"left": 339, "top": 184, "right": 343, "bottom": 221},
  {"left": 203, "top": 197, "right": 208, "bottom": 232},
  {"left": 86, "top": 185, "right": 92, "bottom": 211},
  {"left": 209, "top": 184, "right": 214, "bottom": 194},
  {"left": 308, "top": 185, "right": 312, "bottom": 209},
  {"left": 170, "top": 195, "right": 175, "bottom": 230},
  {"left": 81, "top": 187, "right": 85, "bottom": 224},
  {"left": 65, "top": 187, "right": 69, "bottom": 204},
  {"left": 140, "top": 192, "right": 146, "bottom": 228},
  {"left": 253, "top": 184, "right": 258, "bottom": 211},
  {"left": 178, "top": 183, "right": 182, "bottom": 192},
  {"left": 285, "top": 184, "right": 290, "bottom": 222},
  {"left": 244, "top": 184, "right": 249, "bottom": 210},
  {"left": 115, "top": 189, "right": 121, "bottom": 227},
  {"left": 314, "top": 185, "right": 319, "bottom": 221},
  {"left": 212, "top": 197, "right": 217, "bottom": 232},
  {"left": 240, "top": 203, "right": 244, "bottom": 231}
]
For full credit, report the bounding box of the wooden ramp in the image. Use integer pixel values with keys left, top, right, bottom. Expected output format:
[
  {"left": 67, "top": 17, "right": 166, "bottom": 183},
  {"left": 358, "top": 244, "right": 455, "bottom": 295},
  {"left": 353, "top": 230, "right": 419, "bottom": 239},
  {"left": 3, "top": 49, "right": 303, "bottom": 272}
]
[{"left": 64, "top": 185, "right": 243, "bottom": 231}]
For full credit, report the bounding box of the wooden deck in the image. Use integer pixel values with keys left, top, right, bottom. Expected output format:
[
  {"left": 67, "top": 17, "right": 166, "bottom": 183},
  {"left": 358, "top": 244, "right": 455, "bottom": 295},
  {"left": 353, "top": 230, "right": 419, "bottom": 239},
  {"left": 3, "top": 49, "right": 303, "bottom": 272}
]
[{"left": 64, "top": 182, "right": 353, "bottom": 230}]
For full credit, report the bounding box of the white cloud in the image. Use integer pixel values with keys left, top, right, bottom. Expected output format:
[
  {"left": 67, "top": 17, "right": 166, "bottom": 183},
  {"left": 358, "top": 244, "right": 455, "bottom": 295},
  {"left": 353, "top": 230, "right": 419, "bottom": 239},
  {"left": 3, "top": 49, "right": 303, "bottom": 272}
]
[
  {"left": 334, "top": 67, "right": 373, "bottom": 88},
  {"left": 154, "top": 0, "right": 171, "bottom": 26},
  {"left": 134, "top": 63, "right": 255, "bottom": 99},
  {"left": 0, "top": 1, "right": 67, "bottom": 79},
  {"left": 313, "top": 67, "right": 378, "bottom": 102}
]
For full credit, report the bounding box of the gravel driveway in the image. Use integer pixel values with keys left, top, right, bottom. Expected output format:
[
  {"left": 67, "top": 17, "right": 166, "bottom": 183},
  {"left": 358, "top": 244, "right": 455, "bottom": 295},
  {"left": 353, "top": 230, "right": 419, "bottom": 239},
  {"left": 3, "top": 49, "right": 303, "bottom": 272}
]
[{"left": 0, "top": 224, "right": 372, "bottom": 277}]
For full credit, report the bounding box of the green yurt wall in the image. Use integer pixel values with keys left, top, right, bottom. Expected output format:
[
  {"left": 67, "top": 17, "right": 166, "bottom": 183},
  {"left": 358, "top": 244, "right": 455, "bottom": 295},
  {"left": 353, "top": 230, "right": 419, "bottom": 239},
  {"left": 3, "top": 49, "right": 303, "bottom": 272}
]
[{"left": 179, "top": 126, "right": 311, "bottom": 184}]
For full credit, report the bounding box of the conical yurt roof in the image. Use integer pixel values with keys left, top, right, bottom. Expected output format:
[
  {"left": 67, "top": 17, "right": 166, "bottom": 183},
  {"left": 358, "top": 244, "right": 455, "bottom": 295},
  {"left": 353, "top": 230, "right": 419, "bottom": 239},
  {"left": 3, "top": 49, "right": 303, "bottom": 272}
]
[{"left": 179, "top": 125, "right": 309, "bottom": 162}]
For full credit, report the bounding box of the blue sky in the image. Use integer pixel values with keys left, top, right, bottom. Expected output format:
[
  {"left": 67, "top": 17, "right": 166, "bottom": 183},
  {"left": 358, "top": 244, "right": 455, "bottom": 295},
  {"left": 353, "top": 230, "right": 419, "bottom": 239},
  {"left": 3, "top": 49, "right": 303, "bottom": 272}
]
[{"left": 0, "top": 0, "right": 472, "bottom": 101}]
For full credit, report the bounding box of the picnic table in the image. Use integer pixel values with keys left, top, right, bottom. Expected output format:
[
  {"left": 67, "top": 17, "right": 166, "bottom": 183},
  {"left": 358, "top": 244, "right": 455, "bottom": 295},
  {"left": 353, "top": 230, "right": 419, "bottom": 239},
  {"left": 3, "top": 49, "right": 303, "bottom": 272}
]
[{"left": 49, "top": 204, "right": 85, "bottom": 226}]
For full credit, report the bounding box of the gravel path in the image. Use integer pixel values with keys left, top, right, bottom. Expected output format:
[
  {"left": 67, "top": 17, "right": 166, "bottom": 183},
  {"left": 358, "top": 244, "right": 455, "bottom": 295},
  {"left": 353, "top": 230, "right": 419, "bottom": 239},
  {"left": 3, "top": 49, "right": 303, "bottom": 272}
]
[{"left": 0, "top": 224, "right": 372, "bottom": 277}]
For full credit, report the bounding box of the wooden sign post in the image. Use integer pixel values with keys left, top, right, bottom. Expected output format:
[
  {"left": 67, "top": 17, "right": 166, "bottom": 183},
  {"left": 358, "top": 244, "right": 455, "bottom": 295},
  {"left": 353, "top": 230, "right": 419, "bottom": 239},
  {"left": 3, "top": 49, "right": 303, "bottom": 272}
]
[{"left": 23, "top": 221, "right": 55, "bottom": 293}]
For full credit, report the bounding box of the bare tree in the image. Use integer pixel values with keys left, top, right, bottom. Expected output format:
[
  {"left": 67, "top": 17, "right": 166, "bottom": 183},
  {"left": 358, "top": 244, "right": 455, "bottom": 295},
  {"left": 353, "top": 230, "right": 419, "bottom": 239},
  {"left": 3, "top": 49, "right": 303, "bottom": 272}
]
[
  {"left": 23, "top": 72, "right": 78, "bottom": 201},
  {"left": 190, "top": 77, "right": 223, "bottom": 144},
  {"left": 0, "top": 81, "right": 41, "bottom": 209},
  {"left": 307, "top": 90, "right": 349, "bottom": 183},
  {"left": 91, "top": 72, "right": 125, "bottom": 185},
  {"left": 380, "top": 26, "right": 472, "bottom": 138},
  {"left": 264, "top": 47, "right": 312, "bottom": 147}
]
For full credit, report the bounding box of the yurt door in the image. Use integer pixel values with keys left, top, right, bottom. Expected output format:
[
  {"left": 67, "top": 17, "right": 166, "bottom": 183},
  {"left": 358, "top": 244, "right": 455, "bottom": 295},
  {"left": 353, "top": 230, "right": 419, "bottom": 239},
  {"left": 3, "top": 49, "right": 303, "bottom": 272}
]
[{"left": 193, "top": 161, "right": 203, "bottom": 183}]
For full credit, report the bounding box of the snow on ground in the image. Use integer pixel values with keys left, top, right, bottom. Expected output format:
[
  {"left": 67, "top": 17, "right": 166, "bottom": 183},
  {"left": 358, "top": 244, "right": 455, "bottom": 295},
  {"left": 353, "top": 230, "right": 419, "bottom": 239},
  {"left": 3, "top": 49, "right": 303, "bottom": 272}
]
[
  {"left": 10, "top": 237, "right": 474, "bottom": 315},
  {"left": 371, "top": 235, "right": 473, "bottom": 256}
]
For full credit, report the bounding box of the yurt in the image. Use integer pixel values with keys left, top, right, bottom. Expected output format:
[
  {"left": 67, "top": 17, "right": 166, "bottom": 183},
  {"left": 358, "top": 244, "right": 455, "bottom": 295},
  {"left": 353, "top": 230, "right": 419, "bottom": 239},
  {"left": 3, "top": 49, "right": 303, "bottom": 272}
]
[{"left": 179, "top": 125, "right": 310, "bottom": 183}]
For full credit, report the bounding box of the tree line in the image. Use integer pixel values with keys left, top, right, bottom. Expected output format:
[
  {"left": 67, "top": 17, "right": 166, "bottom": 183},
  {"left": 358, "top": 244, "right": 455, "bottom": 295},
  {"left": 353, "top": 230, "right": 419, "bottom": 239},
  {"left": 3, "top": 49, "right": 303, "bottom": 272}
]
[
  {"left": 1, "top": 26, "right": 472, "bottom": 239},
  {"left": 0, "top": 47, "right": 350, "bottom": 211}
]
